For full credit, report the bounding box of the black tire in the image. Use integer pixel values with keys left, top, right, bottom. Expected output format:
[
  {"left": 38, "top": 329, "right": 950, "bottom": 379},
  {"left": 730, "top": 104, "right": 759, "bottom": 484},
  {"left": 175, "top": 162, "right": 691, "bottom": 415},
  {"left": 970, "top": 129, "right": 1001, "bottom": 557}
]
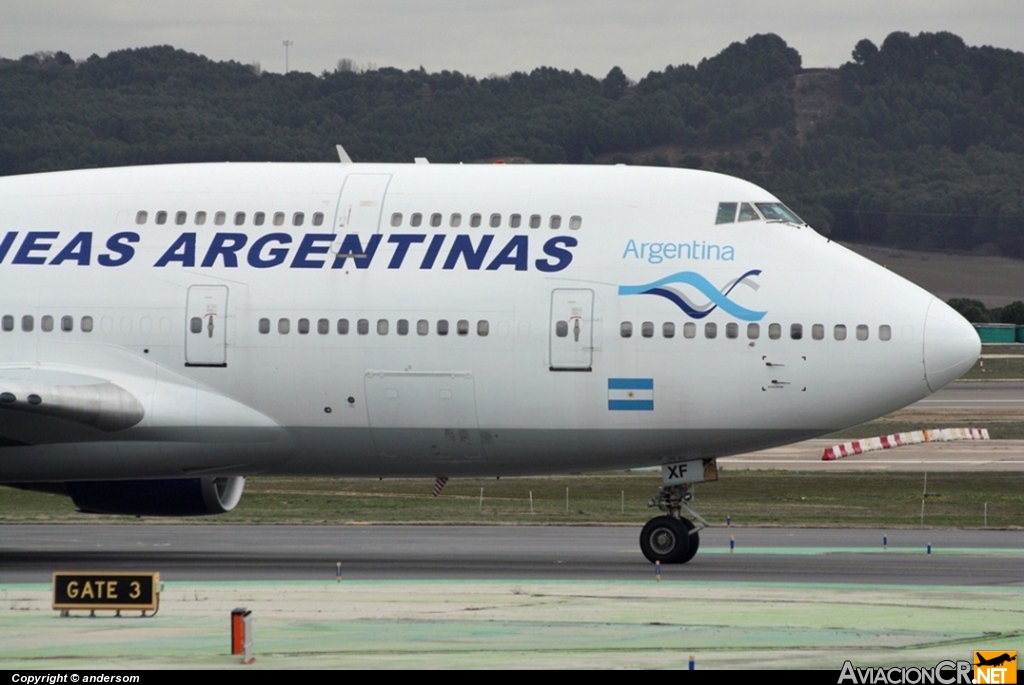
[
  {"left": 639, "top": 516, "right": 689, "bottom": 563},
  {"left": 677, "top": 518, "right": 700, "bottom": 564}
]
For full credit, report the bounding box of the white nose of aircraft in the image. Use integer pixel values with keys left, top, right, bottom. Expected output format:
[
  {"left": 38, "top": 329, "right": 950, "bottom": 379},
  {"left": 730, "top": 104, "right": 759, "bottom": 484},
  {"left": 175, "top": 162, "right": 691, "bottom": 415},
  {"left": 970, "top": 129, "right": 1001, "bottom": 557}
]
[{"left": 923, "top": 298, "right": 982, "bottom": 392}]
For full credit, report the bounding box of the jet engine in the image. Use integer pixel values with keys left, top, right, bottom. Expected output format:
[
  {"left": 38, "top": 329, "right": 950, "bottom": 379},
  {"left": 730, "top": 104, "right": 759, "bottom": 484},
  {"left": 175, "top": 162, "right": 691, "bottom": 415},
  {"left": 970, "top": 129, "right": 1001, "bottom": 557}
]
[{"left": 62, "top": 476, "right": 245, "bottom": 516}]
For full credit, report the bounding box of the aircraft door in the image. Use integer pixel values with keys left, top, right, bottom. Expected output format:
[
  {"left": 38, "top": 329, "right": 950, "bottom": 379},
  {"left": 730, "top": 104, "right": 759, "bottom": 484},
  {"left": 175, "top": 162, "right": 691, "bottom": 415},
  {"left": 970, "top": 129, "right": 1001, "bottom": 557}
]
[
  {"left": 185, "top": 285, "right": 228, "bottom": 367},
  {"left": 549, "top": 288, "right": 594, "bottom": 371},
  {"left": 334, "top": 173, "right": 392, "bottom": 236}
]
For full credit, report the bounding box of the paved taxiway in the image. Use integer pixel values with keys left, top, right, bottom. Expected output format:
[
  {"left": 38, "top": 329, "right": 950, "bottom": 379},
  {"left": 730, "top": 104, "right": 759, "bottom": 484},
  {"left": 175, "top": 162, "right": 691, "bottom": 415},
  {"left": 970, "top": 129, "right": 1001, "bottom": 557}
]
[
  {"left": 911, "top": 380, "right": 1024, "bottom": 410},
  {"left": 2, "top": 525, "right": 1023, "bottom": 585},
  {"left": 2, "top": 526, "right": 1022, "bottom": 669}
]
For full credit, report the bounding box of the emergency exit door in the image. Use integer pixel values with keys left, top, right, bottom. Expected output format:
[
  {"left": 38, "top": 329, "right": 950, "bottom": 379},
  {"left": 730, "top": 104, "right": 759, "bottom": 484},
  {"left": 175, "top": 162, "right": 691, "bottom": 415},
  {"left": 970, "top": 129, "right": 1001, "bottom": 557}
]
[
  {"left": 549, "top": 288, "right": 594, "bottom": 371},
  {"left": 185, "top": 285, "right": 228, "bottom": 367}
]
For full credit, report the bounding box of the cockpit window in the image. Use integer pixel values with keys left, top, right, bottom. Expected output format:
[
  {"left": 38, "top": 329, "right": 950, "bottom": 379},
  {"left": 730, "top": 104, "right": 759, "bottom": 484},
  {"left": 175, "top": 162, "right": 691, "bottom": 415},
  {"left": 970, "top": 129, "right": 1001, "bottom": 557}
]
[
  {"left": 756, "top": 203, "right": 804, "bottom": 224},
  {"left": 716, "top": 201, "right": 804, "bottom": 226},
  {"left": 738, "top": 202, "right": 760, "bottom": 222},
  {"left": 715, "top": 203, "right": 737, "bottom": 224}
]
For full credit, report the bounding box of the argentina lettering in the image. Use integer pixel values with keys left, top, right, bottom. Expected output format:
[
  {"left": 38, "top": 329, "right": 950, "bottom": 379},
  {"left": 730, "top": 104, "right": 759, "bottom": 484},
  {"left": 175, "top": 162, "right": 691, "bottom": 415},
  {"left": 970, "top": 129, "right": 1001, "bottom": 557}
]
[{"left": 0, "top": 231, "right": 577, "bottom": 272}]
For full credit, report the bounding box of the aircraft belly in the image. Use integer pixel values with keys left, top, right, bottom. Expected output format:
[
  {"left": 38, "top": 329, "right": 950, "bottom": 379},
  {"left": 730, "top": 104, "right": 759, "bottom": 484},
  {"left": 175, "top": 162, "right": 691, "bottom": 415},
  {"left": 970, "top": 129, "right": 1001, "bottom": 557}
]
[{"left": 271, "top": 425, "right": 824, "bottom": 477}]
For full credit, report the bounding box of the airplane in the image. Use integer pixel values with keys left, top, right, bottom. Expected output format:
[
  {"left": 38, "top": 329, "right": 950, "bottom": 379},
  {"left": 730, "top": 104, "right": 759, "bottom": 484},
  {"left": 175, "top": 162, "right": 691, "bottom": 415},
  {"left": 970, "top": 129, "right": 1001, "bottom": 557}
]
[
  {"left": 0, "top": 156, "right": 980, "bottom": 564},
  {"left": 976, "top": 653, "right": 1016, "bottom": 668}
]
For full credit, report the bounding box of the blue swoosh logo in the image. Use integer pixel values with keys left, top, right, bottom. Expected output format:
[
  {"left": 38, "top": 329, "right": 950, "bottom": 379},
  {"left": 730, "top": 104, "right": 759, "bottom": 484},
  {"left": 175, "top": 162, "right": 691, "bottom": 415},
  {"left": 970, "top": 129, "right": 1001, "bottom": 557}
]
[{"left": 618, "top": 270, "right": 766, "bottom": 321}]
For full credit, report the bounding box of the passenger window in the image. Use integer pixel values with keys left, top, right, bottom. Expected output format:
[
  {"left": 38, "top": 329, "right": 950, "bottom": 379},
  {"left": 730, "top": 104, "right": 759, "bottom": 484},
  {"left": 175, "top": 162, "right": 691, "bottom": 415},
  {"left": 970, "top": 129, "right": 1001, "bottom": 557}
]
[
  {"left": 293, "top": 212, "right": 304, "bottom": 226},
  {"left": 259, "top": 318, "right": 270, "bottom": 334},
  {"left": 21, "top": 315, "right": 33, "bottom": 332},
  {"left": 175, "top": 211, "right": 187, "bottom": 226},
  {"left": 477, "top": 320, "right": 489, "bottom": 336},
  {"left": 457, "top": 319, "right": 469, "bottom": 336},
  {"left": 42, "top": 315, "right": 54, "bottom": 332},
  {"left": 214, "top": 211, "right": 226, "bottom": 226},
  {"left": 273, "top": 212, "right": 285, "bottom": 226},
  {"left": 879, "top": 325, "right": 892, "bottom": 341},
  {"left": 398, "top": 319, "right": 409, "bottom": 336},
  {"left": 192, "top": 317, "right": 204, "bottom": 334},
  {"left": 662, "top": 322, "right": 675, "bottom": 338},
  {"left": 318, "top": 318, "right": 329, "bottom": 334},
  {"left": 738, "top": 203, "right": 760, "bottom": 221},
  {"left": 81, "top": 316, "right": 94, "bottom": 333},
  {"left": 1, "top": 315, "right": 12, "bottom": 332},
  {"left": 726, "top": 322, "right": 738, "bottom": 339},
  {"left": 569, "top": 216, "right": 582, "bottom": 230},
  {"left": 620, "top": 322, "right": 633, "bottom": 338},
  {"left": 417, "top": 319, "right": 429, "bottom": 335},
  {"left": 357, "top": 319, "right": 369, "bottom": 335},
  {"left": 450, "top": 214, "right": 462, "bottom": 228},
  {"left": 768, "top": 323, "right": 781, "bottom": 340},
  {"left": 234, "top": 212, "right": 245, "bottom": 226},
  {"left": 834, "top": 324, "right": 847, "bottom": 341},
  {"left": 705, "top": 322, "right": 717, "bottom": 339},
  {"left": 156, "top": 211, "right": 167, "bottom": 225},
  {"left": 470, "top": 214, "right": 482, "bottom": 228},
  {"left": 135, "top": 211, "right": 148, "bottom": 225},
  {"left": 490, "top": 213, "right": 501, "bottom": 228},
  {"left": 437, "top": 320, "right": 449, "bottom": 336},
  {"left": 549, "top": 215, "right": 562, "bottom": 229},
  {"left": 790, "top": 324, "right": 803, "bottom": 340},
  {"left": 510, "top": 214, "right": 522, "bottom": 228},
  {"left": 254, "top": 212, "right": 265, "bottom": 226},
  {"left": 411, "top": 213, "right": 423, "bottom": 227},
  {"left": 716, "top": 202, "right": 737, "bottom": 224},
  {"left": 431, "top": 213, "right": 442, "bottom": 228},
  {"left": 683, "top": 322, "right": 696, "bottom": 339},
  {"left": 195, "top": 211, "right": 207, "bottom": 225},
  {"left": 377, "top": 319, "right": 389, "bottom": 335},
  {"left": 298, "top": 318, "right": 310, "bottom": 335},
  {"left": 312, "top": 212, "right": 324, "bottom": 227},
  {"left": 747, "top": 323, "right": 760, "bottom": 339},
  {"left": 391, "top": 213, "right": 403, "bottom": 227},
  {"left": 529, "top": 215, "right": 541, "bottom": 229},
  {"left": 61, "top": 315, "right": 73, "bottom": 332},
  {"left": 641, "top": 321, "right": 654, "bottom": 338},
  {"left": 556, "top": 321, "right": 568, "bottom": 337},
  {"left": 337, "top": 319, "right": 349, "bottom": 335},
  {"left": 278, "top": 318, "right": 290, "bottom": 334},
  {"left": 812, "top": 324, "right": 825, "bottom": 340},
  {"left": 857, "top": 324, "right": 869, "bottom": 341}
]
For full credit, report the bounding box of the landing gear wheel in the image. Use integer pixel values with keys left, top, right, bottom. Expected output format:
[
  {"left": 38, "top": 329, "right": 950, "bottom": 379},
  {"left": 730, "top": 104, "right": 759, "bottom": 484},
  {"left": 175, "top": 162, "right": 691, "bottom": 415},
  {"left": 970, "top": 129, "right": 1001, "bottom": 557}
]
[
  {"left": 640, "top": 516, "right": 690, "bottom": 563},
  {"left": 677, "top": 518, "right": 700, "bottom": 564}
]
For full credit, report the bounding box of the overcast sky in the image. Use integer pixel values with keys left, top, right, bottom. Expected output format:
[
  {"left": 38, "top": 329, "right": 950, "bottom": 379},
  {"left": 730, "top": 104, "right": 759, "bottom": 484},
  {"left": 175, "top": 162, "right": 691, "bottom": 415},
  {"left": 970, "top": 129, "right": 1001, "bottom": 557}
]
[{"left": 3, "top": 1, "right": 1023, "bottom": 80}]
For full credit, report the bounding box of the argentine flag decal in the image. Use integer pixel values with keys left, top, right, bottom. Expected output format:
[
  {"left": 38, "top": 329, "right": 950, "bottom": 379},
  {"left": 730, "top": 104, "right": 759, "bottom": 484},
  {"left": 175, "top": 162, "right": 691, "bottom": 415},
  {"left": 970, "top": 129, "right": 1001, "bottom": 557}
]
[{"left": 608, "top": 378, "right": 654, "bottom": 411}]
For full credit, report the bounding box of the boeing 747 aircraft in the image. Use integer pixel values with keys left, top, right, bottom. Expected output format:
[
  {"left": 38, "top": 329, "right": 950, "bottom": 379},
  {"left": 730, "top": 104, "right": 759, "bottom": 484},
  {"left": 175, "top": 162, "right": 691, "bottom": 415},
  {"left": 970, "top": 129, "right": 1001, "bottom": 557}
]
[{"left": 0, "top": 158, "right": 980, "bottom": 563}]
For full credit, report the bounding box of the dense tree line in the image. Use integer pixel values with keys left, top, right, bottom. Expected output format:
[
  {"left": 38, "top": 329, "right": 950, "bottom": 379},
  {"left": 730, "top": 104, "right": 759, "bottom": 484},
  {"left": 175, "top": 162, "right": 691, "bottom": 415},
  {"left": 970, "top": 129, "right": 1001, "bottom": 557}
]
[
  {"left": 948, "top": 298, "right": 1024, "bottom": 324},
  {"left": 2, "top": 32, "right": 1023, "bottom": 257}
]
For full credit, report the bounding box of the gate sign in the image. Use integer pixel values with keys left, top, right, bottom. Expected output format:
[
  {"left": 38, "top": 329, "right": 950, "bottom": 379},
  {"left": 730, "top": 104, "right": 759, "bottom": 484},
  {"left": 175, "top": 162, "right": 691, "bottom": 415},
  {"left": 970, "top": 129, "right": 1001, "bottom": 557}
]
[{"left": 53, "top": 572, "right": 160, "bottom": 612}]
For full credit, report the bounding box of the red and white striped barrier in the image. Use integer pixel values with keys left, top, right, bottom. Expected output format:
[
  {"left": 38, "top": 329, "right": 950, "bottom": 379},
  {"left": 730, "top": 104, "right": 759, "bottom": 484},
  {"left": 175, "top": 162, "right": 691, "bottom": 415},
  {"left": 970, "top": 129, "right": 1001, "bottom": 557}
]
[{"left": 822, "top": 427, "right": 989, "bottom": 461}]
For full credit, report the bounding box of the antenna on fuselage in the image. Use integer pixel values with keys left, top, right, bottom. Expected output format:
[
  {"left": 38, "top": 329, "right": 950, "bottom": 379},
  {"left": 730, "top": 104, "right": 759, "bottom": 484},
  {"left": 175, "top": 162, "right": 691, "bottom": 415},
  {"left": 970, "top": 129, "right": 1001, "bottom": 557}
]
[{"left": 336, "top": 144, "right": 353, "bottom": 164}]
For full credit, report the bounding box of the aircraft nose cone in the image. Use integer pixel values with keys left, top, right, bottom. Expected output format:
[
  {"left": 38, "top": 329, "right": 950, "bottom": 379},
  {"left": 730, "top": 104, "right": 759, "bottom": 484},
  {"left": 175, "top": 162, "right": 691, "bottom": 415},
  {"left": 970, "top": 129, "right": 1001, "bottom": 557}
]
[{"left": 923, "top": 298, "right": 981, "bottom": 393}]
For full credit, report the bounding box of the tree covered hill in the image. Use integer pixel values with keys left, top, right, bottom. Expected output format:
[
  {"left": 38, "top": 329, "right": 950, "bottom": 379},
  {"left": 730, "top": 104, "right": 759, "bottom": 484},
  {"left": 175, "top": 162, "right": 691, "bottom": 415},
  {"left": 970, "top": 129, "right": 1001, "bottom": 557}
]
[{"left": 2, "top": 32, "right": 1024, "bottom": 258}]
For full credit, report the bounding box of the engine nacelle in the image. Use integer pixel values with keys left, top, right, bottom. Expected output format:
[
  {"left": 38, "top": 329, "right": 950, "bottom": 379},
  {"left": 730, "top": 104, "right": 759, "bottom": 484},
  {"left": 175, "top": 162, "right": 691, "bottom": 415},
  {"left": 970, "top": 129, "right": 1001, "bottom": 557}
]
[{"left": 64, "top": 476, "right": 245, "bottom": 516}]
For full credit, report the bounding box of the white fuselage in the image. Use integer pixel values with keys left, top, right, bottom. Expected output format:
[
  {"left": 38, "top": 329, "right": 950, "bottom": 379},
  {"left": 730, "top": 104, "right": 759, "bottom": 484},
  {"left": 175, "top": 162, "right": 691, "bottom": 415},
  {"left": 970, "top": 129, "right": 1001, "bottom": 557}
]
[{"left": 0, "top": 163, "right": 979, "bottom": 481}]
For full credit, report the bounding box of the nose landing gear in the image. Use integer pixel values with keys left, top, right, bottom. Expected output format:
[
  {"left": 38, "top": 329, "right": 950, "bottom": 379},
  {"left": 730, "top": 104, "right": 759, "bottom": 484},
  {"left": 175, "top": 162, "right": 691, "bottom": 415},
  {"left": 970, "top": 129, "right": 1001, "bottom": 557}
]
[{"left": 639, "top": 460, "right": 715, "bottom": 564}]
